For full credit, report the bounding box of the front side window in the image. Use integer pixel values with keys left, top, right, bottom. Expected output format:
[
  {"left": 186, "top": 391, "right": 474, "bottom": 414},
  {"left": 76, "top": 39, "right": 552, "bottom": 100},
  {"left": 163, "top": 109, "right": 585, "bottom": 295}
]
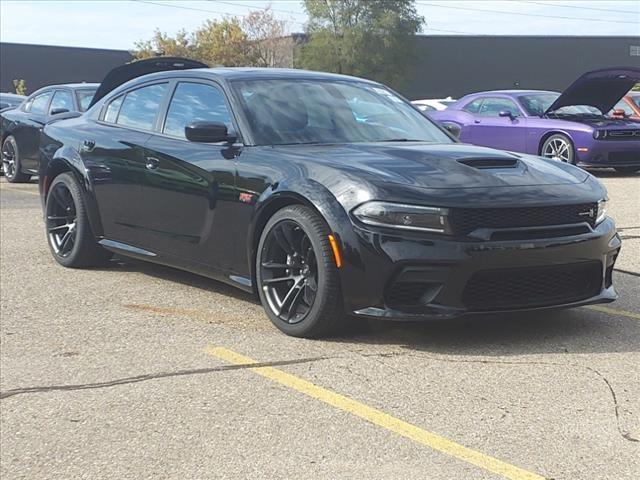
[
  {"left": 232, "top": 79, "right": 452, "bottom": 146},
  {"left": 29, "top": 91, "right": 53, "bottom": 115},
  {"left": 163, "top": 82, "right": 233, "bottom": 138},
  {"left": 476, "top": 97, "right": 520, "bottom": 117},
  {"left": 116, "top": 83, "right": 168, "bottom": 131},
  {"left": 49, "top": 90, "right": 74, "bottom": 114},
  {"left": 76, "top": 89, "right": 96, "bottom": 112}
]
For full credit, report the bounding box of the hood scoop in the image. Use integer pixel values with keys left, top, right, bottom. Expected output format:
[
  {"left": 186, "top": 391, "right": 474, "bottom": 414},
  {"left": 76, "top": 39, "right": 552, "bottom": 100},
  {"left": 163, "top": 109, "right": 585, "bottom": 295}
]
[{"left": 457, "top": 158, "right": 519, "bottom": 169}]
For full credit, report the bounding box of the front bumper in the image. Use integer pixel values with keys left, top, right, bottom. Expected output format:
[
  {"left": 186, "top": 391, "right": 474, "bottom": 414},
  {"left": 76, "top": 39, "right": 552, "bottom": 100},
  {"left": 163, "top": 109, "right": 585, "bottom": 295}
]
[
  {"left": 575, "top": 140, "right": 640, "bottom": 167},
  {"left": 340, "top": 217, "right": 620, "bottom": 320}
]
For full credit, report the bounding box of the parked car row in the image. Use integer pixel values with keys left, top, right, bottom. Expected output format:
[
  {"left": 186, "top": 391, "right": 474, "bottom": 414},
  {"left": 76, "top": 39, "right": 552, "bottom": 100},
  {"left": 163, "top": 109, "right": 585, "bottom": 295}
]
[
  {"left": 1, "top": 83, "right": 97, "bottom": 181},
  {"left": 4, "top": 57, "right": 623, "bottom": 338}
]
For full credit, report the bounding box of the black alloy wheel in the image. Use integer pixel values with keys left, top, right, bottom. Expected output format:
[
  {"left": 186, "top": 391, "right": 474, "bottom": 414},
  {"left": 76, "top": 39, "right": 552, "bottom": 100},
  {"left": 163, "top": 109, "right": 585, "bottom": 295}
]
[
  {"left": 2, "top": 135, "right": 31, "bottom": 183},
  {"left": 256, "top": 205, "right": 346, "bottom": 338},
  {"left": 45, "top": 173, "right": 112, "bottom": 267}
]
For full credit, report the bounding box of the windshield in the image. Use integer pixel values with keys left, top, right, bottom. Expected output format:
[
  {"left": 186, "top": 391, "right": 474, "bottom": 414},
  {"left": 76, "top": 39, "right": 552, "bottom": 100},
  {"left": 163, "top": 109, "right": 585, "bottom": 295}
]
[
  {"left": 76, "top": 89, "right": 97, "bottom": 112},
  {"left": 231, "top": 79, "right": 452, "bottom": 146},
  {"left": 632, "top": 95, "right": 640, "bottom": 109},
  {"left": 519, "top": 93, "right": 602, "bottom": 116}
]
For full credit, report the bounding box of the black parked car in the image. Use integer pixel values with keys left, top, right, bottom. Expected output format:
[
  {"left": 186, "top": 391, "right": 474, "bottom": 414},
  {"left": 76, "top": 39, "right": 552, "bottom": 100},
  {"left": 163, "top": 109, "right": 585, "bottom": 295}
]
[
  {"left": 0, "top": 93, "right": 26, "bottom": 111},
  {"left": 39, "top": 58, "right": 620, "bottom": 338},
  {"left": 1, "top": 83, "right": 97, "bottom": 182}
]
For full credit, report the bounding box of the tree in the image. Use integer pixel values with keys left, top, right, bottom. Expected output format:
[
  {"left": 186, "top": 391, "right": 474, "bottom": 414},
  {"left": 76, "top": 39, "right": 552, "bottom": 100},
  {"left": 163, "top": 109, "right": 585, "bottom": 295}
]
[
  {"left": 299, "top": 0, "right": 424, "bottom": 88},
  {"left": 242, "top": 7, "right": 290, "bottom": 67},
  {"left": 132, "top": 29, "right": 195, "bottom": 59},
  {"left": 193, "top": 18, "right": 252, "bottom": 66}
]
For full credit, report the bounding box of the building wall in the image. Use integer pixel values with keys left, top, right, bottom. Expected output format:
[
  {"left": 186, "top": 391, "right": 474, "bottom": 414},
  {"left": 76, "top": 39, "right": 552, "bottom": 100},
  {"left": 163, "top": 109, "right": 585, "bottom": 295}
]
[
  {"left": 400, "top": 36, "right": 640, "bottom": 100},
  {"left": 0, "top": 43, "right": 132, "bottom": 94}
]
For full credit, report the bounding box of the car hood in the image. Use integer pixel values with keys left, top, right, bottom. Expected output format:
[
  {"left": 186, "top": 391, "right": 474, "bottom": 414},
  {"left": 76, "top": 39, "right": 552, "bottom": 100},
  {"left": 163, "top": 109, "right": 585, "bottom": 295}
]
[
  {"left": 88, "top": 57, "right": 208, "bottom": 108},
  {"left": 282, "top": 142, "right": 588, "bottom": 190},
  {"left": 545, "top": 67, "right": 640, "bottom": 115}
]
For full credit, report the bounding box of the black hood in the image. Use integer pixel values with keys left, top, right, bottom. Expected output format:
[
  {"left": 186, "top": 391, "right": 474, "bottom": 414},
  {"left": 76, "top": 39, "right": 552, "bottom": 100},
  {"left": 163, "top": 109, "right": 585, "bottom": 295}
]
[
  {"left": 88, "top": 57, "right": 208, "bottom": 108},
  {"left": 544, "top": 67, "right": 640, "bottom": 115}
]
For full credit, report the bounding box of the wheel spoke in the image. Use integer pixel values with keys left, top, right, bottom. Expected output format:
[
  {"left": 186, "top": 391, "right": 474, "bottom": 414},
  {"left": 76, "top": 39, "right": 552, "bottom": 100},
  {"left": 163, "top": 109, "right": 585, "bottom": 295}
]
[
  {"left": 263, "top": 275, "right": 296, "bottom": 285},
  {"left": 261, "top": 262, "right": 290, "bottom": 270},
  {"left": 47, "top": 215, "right": 75, "bottom": 221},
  {"left": 48, "top": 224, "right": 70, "bottom": 232},
  {"left": 278, "top": 280, "right": 304, "bottom": 320},
  {"left": 59, "top": 229, "right": 74, "bottom": 253}
]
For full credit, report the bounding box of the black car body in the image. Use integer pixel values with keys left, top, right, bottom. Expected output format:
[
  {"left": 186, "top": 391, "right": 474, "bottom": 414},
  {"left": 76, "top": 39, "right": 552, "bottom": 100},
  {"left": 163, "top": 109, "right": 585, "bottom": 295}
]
[
  {"left": 0, "top": 93, "right": 26, "bottom": 111},
  {"left": 38, "top": 59, "right": 620, "bottom": 337},
  {"left": 1, "top": 83, "right": 97, "bottom": 182}
]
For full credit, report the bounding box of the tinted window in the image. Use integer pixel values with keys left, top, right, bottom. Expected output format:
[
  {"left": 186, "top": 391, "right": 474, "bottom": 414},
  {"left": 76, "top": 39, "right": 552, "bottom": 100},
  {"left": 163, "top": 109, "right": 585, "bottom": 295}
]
[
  {"left": 76, "top": 89, "right": 96, "bottom": 112},
  {"left": 116, "top": 83, "right": 167, "bottom": 131},
  {"left": 104, "top": 96, "right": 123, "bottom": 123},
  {"left": 30, "top": 91, "right": 53, "bottom": 115},
  {"left": 50, "top": 90, "right": 74, "bottom": 114},
  {"left": 163, "top": 82, "right": 233, "bottom": 138},
  {"left": 477, "top": 97, "right": 520, "bottom": 117},
  {"left": 519, "top": 93, "right": 602, "bottom": 116},
  {"left": 232, "top": 80, "right": 451, "bottom": 146},
  {"left": 463, "top": 98, "right": 483, "bottom": 113}
]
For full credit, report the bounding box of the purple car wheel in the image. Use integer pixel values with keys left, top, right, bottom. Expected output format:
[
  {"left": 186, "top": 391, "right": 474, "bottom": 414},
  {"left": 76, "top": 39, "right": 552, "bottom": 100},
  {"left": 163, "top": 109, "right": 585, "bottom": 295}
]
[{"left": 541, "top": 134, "right": 574, "bottom": 164}]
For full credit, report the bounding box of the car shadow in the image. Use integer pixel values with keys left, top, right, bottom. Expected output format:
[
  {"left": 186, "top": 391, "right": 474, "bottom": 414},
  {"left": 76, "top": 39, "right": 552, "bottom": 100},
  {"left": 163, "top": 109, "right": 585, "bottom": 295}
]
[
  {"left": 590, "top": 169, "right": 639, "bottom": 178},
  {"left": 93, "top": 255, "right": 638, "bottom": 357}
]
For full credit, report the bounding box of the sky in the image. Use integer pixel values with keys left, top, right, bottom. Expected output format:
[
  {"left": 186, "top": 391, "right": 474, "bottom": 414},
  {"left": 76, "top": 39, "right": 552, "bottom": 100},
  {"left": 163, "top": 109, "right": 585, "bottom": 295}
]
[{"left": 0, "top": 0, "right": 638, "bottom": 51}]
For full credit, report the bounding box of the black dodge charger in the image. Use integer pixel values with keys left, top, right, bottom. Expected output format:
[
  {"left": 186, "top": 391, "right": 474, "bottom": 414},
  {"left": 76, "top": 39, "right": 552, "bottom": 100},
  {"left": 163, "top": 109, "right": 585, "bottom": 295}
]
[{"left": 39, "top": 58, "right": 620, "bottom": 337}]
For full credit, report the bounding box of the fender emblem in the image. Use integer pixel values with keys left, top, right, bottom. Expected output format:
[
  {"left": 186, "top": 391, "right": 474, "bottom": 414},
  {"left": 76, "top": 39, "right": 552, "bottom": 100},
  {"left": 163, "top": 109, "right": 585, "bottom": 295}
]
[{"left": 239, "top": 192, "right": 255, "bottom": 204}]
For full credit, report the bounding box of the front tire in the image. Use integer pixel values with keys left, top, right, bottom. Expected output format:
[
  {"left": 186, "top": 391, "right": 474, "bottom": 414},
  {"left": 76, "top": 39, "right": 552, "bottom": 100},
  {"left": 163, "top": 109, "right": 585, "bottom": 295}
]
[
  {"left": 45, "top": 173, "right": 112, "bottom": 267},
  {"left": 256, "top": 205, "right": 346, "bottom": 338},
  {"left": 2, "top": 135, "right": 31, "bottom": 183},
  {"left": 541, "top": 134, "right": 575, "bottom": 164}
]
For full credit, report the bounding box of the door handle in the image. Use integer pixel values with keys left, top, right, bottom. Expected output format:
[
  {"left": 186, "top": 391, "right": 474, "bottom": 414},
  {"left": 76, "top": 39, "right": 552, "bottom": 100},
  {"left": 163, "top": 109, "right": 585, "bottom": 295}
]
[
  {"left": 145, "top": 157, "right": 160, "bottom": 170},
  {"left": 474, "top": 120, "right": 481, "bottom": 124},
  {"left": 81, "top": 139, "right": 95, "bottom": 152}
]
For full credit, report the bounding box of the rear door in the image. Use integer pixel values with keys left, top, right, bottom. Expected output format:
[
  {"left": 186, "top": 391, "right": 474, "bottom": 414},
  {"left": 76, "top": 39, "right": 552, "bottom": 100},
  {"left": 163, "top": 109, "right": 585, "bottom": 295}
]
[
  {"left": 461, "top": 96, "right": 527, "bottom": 152},
  {"left": 139, "top": 80, "right": 238, "bottom": 268},
  {"left": 82, "top": 82, "right": 170, "bottom": 247},
  {"left": 14, "top": 89, "right": 52, "bottom": 171}
]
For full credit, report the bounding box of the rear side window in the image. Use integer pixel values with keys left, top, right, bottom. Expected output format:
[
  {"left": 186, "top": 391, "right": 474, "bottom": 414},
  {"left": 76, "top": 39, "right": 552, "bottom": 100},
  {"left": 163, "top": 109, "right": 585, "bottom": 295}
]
[
  {"left": 76, "top": 90, "right": 96, "bottom": 112},
  {"left": 163, "top": 82, "right": 233, "bottom": 138},
  {"left": 104, "top": 96, "right": 123, "bottom": 123},
  {"left": 29, "top": 91, "right": 53, "bottom": 115},
  {"left": 50, "top": 90, "right": 74, "bottom": 114},
  {"left": 463, "top": 98, "right": 483, "bottom": 114},
  {"left": 116, "top": 83, "right": 168, "bottom": 131}
]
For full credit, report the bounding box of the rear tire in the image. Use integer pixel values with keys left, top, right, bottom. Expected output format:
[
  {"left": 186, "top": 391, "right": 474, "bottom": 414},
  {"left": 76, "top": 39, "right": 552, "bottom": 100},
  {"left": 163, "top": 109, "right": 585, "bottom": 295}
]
[
  {"left": 614, "top": 166, "right": 640, "bottom": 174},
  {"left": 2, "top": 135, "right": 31, "bottom": 183},
  {"left": 45, "top": 173, "right": 112, "bottom": 268},
  {"left": 256, "top": 205, "right": 347, "bottom": 338}
]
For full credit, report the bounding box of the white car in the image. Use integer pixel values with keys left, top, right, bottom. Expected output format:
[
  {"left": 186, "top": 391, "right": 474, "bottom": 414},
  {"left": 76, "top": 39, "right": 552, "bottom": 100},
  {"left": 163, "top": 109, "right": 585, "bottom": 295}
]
[{"left": 412, "top": 97, "right": 457, "bottom": 112}]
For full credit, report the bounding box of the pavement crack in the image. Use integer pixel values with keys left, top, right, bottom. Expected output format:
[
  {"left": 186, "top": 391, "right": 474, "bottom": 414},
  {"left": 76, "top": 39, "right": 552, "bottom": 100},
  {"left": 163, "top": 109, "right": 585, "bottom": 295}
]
[
  {"left": 0, "top": 356, "right": 329, "bottom": 400},
  {"left": 354, "top": 349, "right": 639, "bottom": 443}
]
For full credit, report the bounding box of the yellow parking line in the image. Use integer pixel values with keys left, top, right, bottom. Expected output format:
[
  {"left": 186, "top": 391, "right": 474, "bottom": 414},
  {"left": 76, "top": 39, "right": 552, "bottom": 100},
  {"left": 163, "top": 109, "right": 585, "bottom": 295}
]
[
  {"left": 583, "top": 305, "right": 640, "bottom": 320},
  {"left": 205, "top": 346, "right": 545, "bottom": 480}
]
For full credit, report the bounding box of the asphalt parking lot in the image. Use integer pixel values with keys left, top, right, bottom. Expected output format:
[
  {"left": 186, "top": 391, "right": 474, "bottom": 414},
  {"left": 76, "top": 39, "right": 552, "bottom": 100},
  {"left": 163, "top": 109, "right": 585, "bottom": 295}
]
[{"left": 1, "top": 172, "right": 639, "bottom": 480}]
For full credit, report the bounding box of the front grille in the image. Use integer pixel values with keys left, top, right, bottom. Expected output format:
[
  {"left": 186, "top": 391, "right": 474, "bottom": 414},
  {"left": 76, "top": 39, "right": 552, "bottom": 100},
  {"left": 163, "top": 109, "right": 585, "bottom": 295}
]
[
  {"left": 462, "top": 262, "right": 602, "bottom": 311},
  {"left": 605, "top": 129, "right": 640, "bottom": 140},
  {"left": 449, "top": 203, "right": 597, "bottom": 235},
  {"left": 608, "top": 151, "right": 640, "bottom": 164}
]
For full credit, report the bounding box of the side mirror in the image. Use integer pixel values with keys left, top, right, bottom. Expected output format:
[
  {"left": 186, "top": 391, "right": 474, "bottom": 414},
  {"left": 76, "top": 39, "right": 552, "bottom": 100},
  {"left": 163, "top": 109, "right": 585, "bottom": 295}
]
[
  {"left": 50, "top": 107, "right": 70, "bottom": 115},
  {"left": 498, "top": 110, "right": 515, "bottom": 119},
  {"left": 185, "top": 121, "right": 236, "bottom": 143},
  {"left": 441, "top": 122, "right": 461, "bottom": 138}
]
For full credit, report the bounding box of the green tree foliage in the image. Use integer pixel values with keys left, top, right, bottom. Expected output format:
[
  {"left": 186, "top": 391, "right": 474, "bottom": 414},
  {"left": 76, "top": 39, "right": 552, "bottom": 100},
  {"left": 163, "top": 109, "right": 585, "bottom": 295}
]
[
  {"left": 13, "top": 79, "right": 27, "bottom": 96},
  {"left": 299, "top": 0, "right": 424, "bottom": 87}
]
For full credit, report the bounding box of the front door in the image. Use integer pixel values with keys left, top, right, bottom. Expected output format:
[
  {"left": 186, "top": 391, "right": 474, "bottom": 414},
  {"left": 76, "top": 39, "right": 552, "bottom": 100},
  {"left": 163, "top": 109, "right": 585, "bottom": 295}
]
[
  {"left": 464, "top": 97, "right": 527, "bottom": 152},
  {"left": 15, "top": 90, "right": 52, "bottom": 172}
]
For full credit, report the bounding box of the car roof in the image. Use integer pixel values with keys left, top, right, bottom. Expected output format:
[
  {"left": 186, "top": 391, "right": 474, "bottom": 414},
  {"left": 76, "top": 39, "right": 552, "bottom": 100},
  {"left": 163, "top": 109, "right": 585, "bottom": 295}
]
[
  {"left": 44, "top": 83, "right": 100, "bottom": 90},
  {"left": 0, "top": 92, "right": 26, "bottom": 99},
  {"left": 467, "top": 89, "right": 558, "bottom": 96},
  {"left": 128, "top": 67, "right": 381, "bottom": 85}
]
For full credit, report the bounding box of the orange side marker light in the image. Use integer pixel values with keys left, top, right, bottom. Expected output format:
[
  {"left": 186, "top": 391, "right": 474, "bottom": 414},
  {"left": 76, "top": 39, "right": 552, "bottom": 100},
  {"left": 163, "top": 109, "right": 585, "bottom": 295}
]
[{"left": 328, "top": 234, "right": 343, "bottom": 268}]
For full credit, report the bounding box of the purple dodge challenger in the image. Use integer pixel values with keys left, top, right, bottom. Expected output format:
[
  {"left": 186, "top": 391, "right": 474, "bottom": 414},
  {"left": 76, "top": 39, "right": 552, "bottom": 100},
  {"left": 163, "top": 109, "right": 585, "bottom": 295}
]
[{"left": 430, "top": 67, "right": 640, "bottom": 174}]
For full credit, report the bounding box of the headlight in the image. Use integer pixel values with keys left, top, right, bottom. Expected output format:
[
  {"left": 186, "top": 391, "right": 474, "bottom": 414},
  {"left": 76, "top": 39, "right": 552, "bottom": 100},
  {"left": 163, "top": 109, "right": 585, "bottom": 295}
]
[
  {"left": 593, "top": 130, "right": 607, "bottom": 140},
  {"left": 352, "top": 201, "right": 451, "bottom": 233},
  {"left": 596, "top": 198, "right": 608, "bottom": 224}
]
